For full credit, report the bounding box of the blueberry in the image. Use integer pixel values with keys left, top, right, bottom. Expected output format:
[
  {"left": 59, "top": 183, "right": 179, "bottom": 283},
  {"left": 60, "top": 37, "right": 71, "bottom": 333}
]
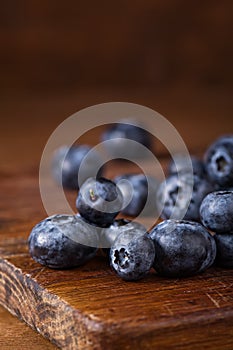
[
  {"left": 28, "top": 215, "right": 98, "bottom": 269},
  {"left": 76, "top": 177, "right": 123, "bottom": 228},
  {"left": 52, "top": 145, "right": 104, "bottom": 190},
  {"left": 114, "top": 174, "right": 159, "bottom": 217},
  {"left": 214, "top": 233, "right": 233, "bottom": 268},
  {"left": 168, "top": 155, "right": 206, "bottom": 177},
  {"left": 149, "top": 220, "right": 216, "bottom": 277},
  {"left": 100, "top": 218, "right": 147, "bottom": 249},
  {"left": 110, "top": 228, "right": 155, "bottom": 281},
  {"left": 204, "top": 135, "right": 233, "bottom": 189},
  {"left": 200, "top": 191, "right": 233, "bottom": 233},
  {"left": 101, "top": 119, "right": 153, "bottom": 159},
  {"left": 157, "top": 173, "right": 213, "bottom": 221}
]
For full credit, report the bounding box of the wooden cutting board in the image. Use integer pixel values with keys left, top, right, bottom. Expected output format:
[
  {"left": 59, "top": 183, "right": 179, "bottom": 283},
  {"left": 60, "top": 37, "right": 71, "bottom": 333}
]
[{"left": 0, "top": 164, "right": 233, "bottom": 350}]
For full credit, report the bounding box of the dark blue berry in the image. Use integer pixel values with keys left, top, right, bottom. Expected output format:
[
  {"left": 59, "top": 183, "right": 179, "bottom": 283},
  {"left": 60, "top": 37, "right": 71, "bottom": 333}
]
[
  {"left": 101, "top": 120, "right": 153, "bottom": 159},
  {"left": 168, "top": 155, "right": 206, "bottom": 177},
  {"left": 200, "top": 191, "right": 233, "bottom": 233},
  {"left": 114, "top": 174, "right": 159, "bottom": 217},
  {"left": 204, "top": 135, "right": 233, "bottom": 189},
  {"left": 149, "top": 220, "right": 216, "bottom": 277},
  {"left": 76, "top": 177, "right": 123, "bottom": 228},
  {"left": 157, "top": 173, "right": 213, "bottom": 221},
  {"left": 110, "top": 228, "right": 155, "bottom": 281},
  {"left": 28, "top": 215, "right": 98, "bottom": 269},
  {"left": 52, "top": 145, "right": 104, "bottom": 190},
  {"left": 214, "top": 233, "right": 233, "bottom": 268},
  {"left": 100, "top": 218, "right": 146, "bottom": 249}
]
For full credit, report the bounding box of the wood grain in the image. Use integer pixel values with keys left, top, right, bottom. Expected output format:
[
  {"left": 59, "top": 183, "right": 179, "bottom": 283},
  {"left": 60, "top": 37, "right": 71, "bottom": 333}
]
[
  {"left": 0, "top": 305, "right": 57, "bottom": 349},
  {"left": 1, "top": 163, "right": 233, "bottom": 349}
]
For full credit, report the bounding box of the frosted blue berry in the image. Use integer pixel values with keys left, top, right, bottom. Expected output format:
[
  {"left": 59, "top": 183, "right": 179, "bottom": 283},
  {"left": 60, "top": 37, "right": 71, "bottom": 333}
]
[
  {"left": 110, "top": 227, "right": 155, "bottom": 281},
  {"left": 114, "top": 174, "right": 159, "bottom": 217},
  {"left": 76, "top": 177, "right": 123, "bottom": 228},
  {"left": 168, "top": 155, "right": 206, "bottom": 178},
  {"left": 157, "top": 173, "right": 213, "bottom": 221},
  {"left": 214, "top": 233, "right": 233, "bottom": 268},
  {"left": 149, "top": 220, "right": 216, "bottom": 277},
  {"left": 200, "top": 191, "right": 233, "bottom": 233},
  {"left": 52, "top": 145, "right": 104, "bottom": 190},
  {"left": 28, "top": 215, "right": 99, "bottom": 269},
  {"left": 204, "top": 135, "right": 233, "bottom": 189},
  {"left": 101, "top": 119, "right": 153, "bottom": 159}
]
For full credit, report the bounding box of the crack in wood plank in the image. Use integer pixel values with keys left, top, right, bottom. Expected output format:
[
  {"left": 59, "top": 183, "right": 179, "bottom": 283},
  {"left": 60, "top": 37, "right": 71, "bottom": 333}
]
[{"left": 205, "top": 293, "right": 220, "bottom": 309}]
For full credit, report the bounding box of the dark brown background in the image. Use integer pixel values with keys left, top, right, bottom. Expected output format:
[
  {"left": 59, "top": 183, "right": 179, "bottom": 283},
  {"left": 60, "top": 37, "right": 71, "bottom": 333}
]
[
  {"left": 0, "top": 1, "right": 233, "bottom": 349},
  {"left": 1, "top": 0, "right": 233, "bottom": 92},
  {"left": 0, "top": 0, "right": 233, "bottom": 170}
]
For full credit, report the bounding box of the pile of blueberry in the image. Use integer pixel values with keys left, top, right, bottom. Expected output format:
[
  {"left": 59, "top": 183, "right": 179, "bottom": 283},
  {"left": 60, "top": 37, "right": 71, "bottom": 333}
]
[{"left": 28, "top": 122, "right": 233, "bottom": 281}]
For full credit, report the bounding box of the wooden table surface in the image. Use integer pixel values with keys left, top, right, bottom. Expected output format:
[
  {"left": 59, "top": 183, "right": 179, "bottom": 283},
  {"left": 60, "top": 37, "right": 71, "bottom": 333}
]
[{"left": 0, "top": 86, "right": 233, "bottom": 349}]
